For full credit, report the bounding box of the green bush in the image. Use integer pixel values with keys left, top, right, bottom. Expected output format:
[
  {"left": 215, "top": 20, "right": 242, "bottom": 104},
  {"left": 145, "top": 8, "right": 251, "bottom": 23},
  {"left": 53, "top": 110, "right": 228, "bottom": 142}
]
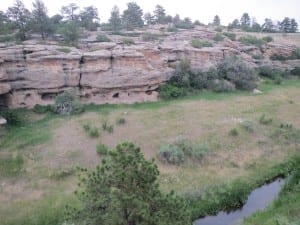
[
  {"left": 290, "top": 67, "right": 300, "bottom": 76},
  {"left": 177, "top": 139, "right": 210, "bottom": 161},
  {"left": 261, "top": 36, "right": 273, "bottom": 43},
  {"left": 291, "top": 48, "right": 300, "bottom": 59},
  {"left": 239, "top": 35, "right": 266, "bottom": 47},
  {"left": 56, "top": 47, "right": 71, "bottom": 53},
  {"left": 96, "top": 143, "right": 109, "bottom": 155},
  {"left": 167, "top": 26, "right": 178, "bottom": 32},
  {"left": 217, "top": 57, "right": 258, "bottom": 90},
  {"left": 96, "top": 34, "right": 111, "bottom": 42},
  {"left": 222, "top": 32, "right": 236, "bottom": 41},
  {"left": 88, "top": 127, "right": 100, "bottom": 138},
  {"left": 116, "top": 118, "right": 126, "bottom": 125},
  {"left": 240, "top": 120, "right": 255, "bottom": 133},
  {"left": 123, "top": 38, "right": 135, "bottom": 45},
  {"left": 83, "top": 123, "right": 91, "bottom": 132},
  {"left": 191, "top": 39, "right": 213, "bottom": 48},
  {"left": 212, "top": 79, "right": 236, "bottom": 92},
  {"left": 270, "top": 54, "right": 288, "bottom": 61},
  {"left": 0, "top": 35, "right": 15, "bottom": 42},
  {"left": 142, "top": 32, "right": 159, "bottom": 42},
  {"left": 158, "top": 84, "right": 185, "bottom": 99},
  {"left": 54, "top": 90, "right": 84, "bottom": 115},
  {"left": 259, "top": 114, "right": 273, "bottom": 125},
  {"left": 158, "top": 138, "right": 210, "bottom": 165},
  {"left": 229, "top": 128, "right": 239, "bottom": 136},
  {"left": 213, "top": 33, "right": 224, "bottom": 42},
  {"left": 214, "top": 27, "right": 223, "bottom": 32},
  {"left": 158, "top": 144, "right": 185, "bottom": 165},
  {"left": 0, "top": 109, "right": 23, "bottom": 126},
  {"left": 102, "top": 121, "right": 114, "bottom": 133}
]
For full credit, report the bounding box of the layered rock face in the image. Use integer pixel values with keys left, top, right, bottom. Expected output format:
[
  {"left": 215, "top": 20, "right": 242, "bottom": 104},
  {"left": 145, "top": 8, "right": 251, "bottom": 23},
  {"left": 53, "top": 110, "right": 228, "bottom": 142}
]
[{"left": 0, "top": 27, "right": 299, "bottom": 108}]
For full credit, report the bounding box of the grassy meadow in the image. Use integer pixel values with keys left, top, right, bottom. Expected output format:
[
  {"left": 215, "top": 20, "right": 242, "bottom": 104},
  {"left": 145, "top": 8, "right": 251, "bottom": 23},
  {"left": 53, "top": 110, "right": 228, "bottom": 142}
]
[{"left": 0, "top": 79, "right": 299, "bottom": 225}]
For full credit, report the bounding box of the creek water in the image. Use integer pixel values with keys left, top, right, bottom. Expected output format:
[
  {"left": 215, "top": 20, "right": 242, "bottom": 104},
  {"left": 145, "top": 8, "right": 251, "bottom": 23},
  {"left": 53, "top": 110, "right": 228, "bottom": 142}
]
[{"left": 194, "top": 179, "right": 284, "bottom": 225}]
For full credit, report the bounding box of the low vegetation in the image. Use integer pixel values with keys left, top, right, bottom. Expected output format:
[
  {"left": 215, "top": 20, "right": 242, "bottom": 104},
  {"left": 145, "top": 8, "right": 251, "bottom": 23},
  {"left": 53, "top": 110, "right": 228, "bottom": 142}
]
[
  {"left": 96, "top": 34, "right": 111, "bottom": 42},
  {"left": 54, "top": 90, "right": 84, "bottom": 115},
  {"left": 239, "top": 35, "right": 269, "bottom": 47},
  {"left": 158, "top": 138, "right": 210, "bottom": 165},
  {"left": 159, "top": 57, "right": 258, "bottom": 99},
  {"left": 191, "top": 39, "right": 213, "bottom": 48}
]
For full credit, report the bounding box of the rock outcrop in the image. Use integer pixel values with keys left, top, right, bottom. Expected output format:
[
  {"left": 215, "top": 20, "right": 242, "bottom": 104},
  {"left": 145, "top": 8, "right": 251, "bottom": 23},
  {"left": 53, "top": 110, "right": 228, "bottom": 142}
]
[{"left": 0, "top": 27, "right": 299, "bottom": 108}]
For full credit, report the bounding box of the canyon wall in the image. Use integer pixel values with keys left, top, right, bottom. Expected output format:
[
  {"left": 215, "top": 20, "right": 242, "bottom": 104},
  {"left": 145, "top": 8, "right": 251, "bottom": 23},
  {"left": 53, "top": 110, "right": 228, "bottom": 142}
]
[{"left": 0, "top": 27, "right": 299, "bottom": 108}]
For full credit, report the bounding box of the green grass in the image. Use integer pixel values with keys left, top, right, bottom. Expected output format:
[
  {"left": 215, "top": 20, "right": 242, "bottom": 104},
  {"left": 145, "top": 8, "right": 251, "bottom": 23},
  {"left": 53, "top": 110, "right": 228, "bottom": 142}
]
[
  {"left": 56, "top": 47, "right": 71, "bottom": 53},
  {"left": 0, "top": 114, "right": 55, "bottom": 151},
  {"left": 0, "top": 194, "right": 79, "bottom": 225},
  {"left": 191, "top": 39, "right": 213, "bottom": 48},
  {"left": 0, "top": 154, "right": 24, "bottom": 177}
]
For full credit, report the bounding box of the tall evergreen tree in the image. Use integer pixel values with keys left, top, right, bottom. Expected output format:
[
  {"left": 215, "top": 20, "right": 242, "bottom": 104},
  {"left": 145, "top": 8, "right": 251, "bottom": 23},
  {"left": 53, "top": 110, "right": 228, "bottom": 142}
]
[
  {"left": 109, "top": 6, "right": 122, "bottom": 33},
  {"left": 262, "top": 18, "right": 275, "bottom": 32},
  {"left": 280, "top": 17, "right": 292, "bottom": 33},
  {"left": 31, "top": 0, "right": 52, "bottom": 40},
  {"left": 144, "top": 12, "right": 155, "bottom": 26},
  {"left": 290, "top": 18, "right": 298, "bottom": 33},
  {"left": 7, "top": 0, "right": 31, "bottom": 41},
  {"left": 172, "top": 14, "right": 181, "bottom": 26},
  {"left": 61, "top": 3, "right": 79, "bottom": 21},
  {"left": 65, "top": 142, "right": 191, "bottom": 225},
  {"left": 79, "top": 6, "right": 99, "bottom": 31},
  {"left": 213, "top": 15, "right": 220, "bottom": 26},
  {"left": 153, "top": 5, "right": 166, "bottom": 24},
  {"left": 122, "top": 2, "right": 144, "bottom": 30},
  {"left": 228, "top": 18, "right": 240, "bottom": 29},
  {"left": 240, "top": 13, "right": 251, "bottom": 29}
]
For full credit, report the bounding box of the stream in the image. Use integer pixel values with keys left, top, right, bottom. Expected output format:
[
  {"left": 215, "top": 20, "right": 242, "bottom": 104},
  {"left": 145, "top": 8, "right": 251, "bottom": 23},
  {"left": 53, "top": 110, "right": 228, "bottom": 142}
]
[{"left": 195, "top": 179, "right": 284, "bottom": 225}]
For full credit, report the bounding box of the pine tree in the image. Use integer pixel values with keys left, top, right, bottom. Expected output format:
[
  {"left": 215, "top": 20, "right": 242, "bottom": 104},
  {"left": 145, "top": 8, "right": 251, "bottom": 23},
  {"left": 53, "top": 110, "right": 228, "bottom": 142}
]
[
  {"left": 280, "top": 17, "right": 292, "bottom": 33},
  {"left": 79, "top": 6, "right": 99, "bottom": 31},
  {"left": 109, "top": 6, "right": 122, "bottom": 33},
  {"left": 65, "top": 142, "right": 191, "bottom": 225},
  {"left": 7, "top": 0, "right": 31, "bottom": 41},
  {"left": 240, "top": 13, "right": 251, "bottom": 29},
  {"left": 262, "top": 18, "right": 275, "bottom": 32},
  {"left": 61, "top": 3, "right": 79, "bottom": 21},
  {"left": 122, "top": 2, "right": 144, "bottom": 30},
  {"left": 144, "top": 12, "right": 155, "bottom": 26},
  {"left": 31, "top": 0, "right": 53, "bottom": 40},
  {"left": 290, "top": 18, "right": 298, "bottom": 33},
  {"left": 213, "top": 15, "right": 220, "bottom": 26},
  {"left": 153, "top": 5, "right": 166, "bottom": 24}
]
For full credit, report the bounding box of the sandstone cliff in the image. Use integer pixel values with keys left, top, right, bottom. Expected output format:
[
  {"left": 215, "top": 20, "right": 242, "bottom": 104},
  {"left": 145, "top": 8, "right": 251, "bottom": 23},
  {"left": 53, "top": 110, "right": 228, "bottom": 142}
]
[{"left": 0, "top": 26, "right": 299, "bottom": 108}]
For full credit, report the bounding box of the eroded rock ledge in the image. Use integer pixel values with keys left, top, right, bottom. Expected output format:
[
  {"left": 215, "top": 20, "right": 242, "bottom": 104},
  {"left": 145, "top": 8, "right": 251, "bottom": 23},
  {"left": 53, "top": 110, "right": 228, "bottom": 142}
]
[{"left": 0, "top": 28, "right": 299, "bottom": 108}]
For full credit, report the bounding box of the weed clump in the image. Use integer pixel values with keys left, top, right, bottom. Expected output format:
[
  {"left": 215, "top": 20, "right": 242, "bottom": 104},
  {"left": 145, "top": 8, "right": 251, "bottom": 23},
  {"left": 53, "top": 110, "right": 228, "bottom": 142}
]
[
  {"left": 229, "top": 128, "right": 239, "bottom": 136},
  {"left": 259, "top": 114, "right": 273, "bottom": 125},
  {"left": 158, "top": 138, "right": 210, "bottom": 165},
  {"left": 83, "top": 124, "right": 100, "bottom": 138},
  {"left": 96, "top": 143, "right": 109, "bottom": 155},
  {"left": 240, "top": 121, "right": 255, "bottom": 133},
  {"left": 102, "top": 121, "right": 114, "bottom": 133},
  {"left": 191, "top": 39, "right": 213, "bottom": 48},
  {"left": 116, "top": 118, "right": 126, "bottom": 125}
]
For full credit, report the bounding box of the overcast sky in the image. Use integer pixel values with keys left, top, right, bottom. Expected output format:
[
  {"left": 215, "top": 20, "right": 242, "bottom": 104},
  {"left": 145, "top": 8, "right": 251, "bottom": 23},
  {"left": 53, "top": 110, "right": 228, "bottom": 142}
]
[{"left": 0, "top": 0, "right": 299, "bottom": 25}]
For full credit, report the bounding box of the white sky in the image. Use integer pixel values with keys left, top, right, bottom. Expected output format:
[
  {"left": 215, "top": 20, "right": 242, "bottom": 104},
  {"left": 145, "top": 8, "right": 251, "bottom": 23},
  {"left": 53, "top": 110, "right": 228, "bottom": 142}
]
[{"left": 0, "top": 0, "right": 299, "bottom": 25}]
